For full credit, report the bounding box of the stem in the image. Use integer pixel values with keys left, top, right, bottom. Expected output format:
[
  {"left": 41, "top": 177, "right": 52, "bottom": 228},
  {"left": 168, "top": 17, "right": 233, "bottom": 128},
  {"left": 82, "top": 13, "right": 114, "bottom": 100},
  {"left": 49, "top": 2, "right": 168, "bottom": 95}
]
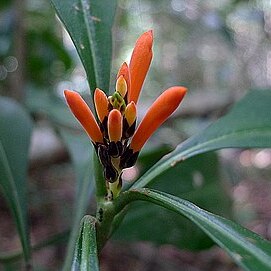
[
  {"left": 93, "top": 163, "right": 150, "bottom": 252},
  {"left": 95, "top": 200, "right": 116, "bottom": 252},
  {"left": 95, "top": 189, "right": 151, "bottom": 251},
  {"left": 93, "top": 154, "right": 116, "bottom": 251}
]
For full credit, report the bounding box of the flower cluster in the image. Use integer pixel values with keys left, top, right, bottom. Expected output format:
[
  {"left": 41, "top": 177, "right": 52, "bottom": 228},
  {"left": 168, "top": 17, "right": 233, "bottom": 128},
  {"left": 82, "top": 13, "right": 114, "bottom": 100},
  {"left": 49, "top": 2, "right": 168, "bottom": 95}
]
[{"left": 64, "top": 30, "right": 187, "bottom": 198}]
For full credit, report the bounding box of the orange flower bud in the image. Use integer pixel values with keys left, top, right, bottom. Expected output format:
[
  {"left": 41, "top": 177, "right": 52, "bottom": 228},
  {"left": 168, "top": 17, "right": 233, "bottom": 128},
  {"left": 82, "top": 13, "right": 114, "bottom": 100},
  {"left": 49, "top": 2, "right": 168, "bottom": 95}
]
[
  {"left": 124, "top": 101, "right": 137, "bottom": 126},
  {"left": 117, "top": 62, "right": 130, "bottom": 94},
  {"left": 116, "top": 75, "right": 127, "bottom": 98},
  {"left": 94, "top": 88, "right": 109, "bottom": 123},
  {"left": 64, "top": 90, "right": 103, "bottom": 143},
  {"left": 129, "top": 30, "right": 153, "bottom": 104},
  {"left": 130, "top": 86, "right": 187, "bottom": 152},
  {"left": 108, "top": 109, "right": 123, "bottom": 142}
]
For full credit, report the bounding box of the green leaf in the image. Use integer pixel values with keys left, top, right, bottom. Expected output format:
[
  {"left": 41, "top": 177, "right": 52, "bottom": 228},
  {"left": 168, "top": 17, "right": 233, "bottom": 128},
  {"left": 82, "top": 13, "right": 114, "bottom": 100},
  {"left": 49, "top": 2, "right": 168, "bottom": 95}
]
[
  {"left": 114, "top": 153, "right": 231, "bottom": 250},
  {"left": 58, "top": 129, "right": 95, "bottom": 271},
  {"left": 0, "top": 97, "right": 33, "bottom": 263},
  {"left": 72, "top": 215, "right": 99, "bottom": 271},
  {"left": 132, "top": 89, "right": 271, "bottom": 189},
  {"left": 50, "top": 0, "right": 117, "bottom": 93},
  {"left": 118, "top": 189, "right": 271, "bottom": 271},
  {"left": 26, "top": 28, "right": 73, "bottom": 86}
]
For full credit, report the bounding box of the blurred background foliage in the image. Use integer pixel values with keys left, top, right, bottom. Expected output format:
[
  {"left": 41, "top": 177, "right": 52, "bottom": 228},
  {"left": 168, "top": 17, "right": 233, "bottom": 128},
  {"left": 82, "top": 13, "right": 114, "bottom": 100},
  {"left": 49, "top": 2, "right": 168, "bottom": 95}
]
[{"left": 0, "top": 0, "right": 271, "bottom": 270}]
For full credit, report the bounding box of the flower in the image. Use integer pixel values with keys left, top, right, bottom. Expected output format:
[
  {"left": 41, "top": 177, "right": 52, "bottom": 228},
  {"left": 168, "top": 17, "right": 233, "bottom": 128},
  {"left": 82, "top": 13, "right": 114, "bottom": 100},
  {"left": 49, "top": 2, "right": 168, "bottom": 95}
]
[{"left": 64, "top": 30, "right": 187, "bottom": 198}]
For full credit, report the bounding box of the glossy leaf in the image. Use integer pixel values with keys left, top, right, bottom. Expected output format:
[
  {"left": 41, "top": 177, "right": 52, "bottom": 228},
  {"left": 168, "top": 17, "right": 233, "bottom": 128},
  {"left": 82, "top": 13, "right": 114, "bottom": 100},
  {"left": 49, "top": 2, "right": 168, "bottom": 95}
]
[
  {"left": 131, "top": 89, "right": 271, "bottom": 189},
  {"left": 27, "top": 27, "right": 73, "bottom": 86},
  {"left": 51, "top": 0, "right": 117, "bottom": 93},
  {"left": 72, "top": 215, "right": 99, "bottom": 271},
  {"left": 114, "top": 153, "right": 231, "bottom": 250},
  {"left": 122, "top": 189, "right": 271, "bottom": 271},
  {"left": 0, "top": 97, "right": 32, "bottom": 263}
]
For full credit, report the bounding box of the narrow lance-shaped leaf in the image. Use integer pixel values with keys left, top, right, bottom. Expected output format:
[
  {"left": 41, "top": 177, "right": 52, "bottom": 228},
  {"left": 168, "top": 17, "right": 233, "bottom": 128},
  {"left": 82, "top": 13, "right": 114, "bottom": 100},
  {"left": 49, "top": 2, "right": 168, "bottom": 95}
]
[
  {"left": 0, "top": 97, "right": 32, "bottom": 263},
  {"left": 115, "top": 189, "right": 271, "bottom": 271},
  {"left": 131, "top": 89, "right": 271, "bottom": 189},
  {"left": 114, "top": 153, "right": 231, "bottom": 250},
  {"left": 50, "top": 0, "right": 117, "bottom": 94},
  {"left": 72, "top": 215, "right": 99, "bottom": 271}
]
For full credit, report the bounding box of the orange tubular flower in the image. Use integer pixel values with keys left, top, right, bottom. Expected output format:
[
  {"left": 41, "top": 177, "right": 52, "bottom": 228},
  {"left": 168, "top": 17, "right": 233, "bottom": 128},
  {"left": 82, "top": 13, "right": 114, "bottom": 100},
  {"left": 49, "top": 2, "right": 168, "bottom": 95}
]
[
  {"left": 117, "top": 62, "right": 130, "bottom": 95},
  {"left": 64, "top": 30, "right": 187, "bottom": 199},
  {"left": 116, "top": 75, "right": 127, "bottom": 98},
  {"left": 130, "top": 87, "right": 187, "bottom": 152},
  {"left": 94, "top": 88, "right": 109, "bottom": 123},
  {"left": 124, "top": 102, "right": 136, "bottom": 127},
  {"left": 108, "top": 109, "right": 122, "bottom": 142},
  {"left": 64, "top": 90, "right": 103, "bottom": 144},
  {"left": 128, "top": 30, "right": 153, "bottom": 104}
]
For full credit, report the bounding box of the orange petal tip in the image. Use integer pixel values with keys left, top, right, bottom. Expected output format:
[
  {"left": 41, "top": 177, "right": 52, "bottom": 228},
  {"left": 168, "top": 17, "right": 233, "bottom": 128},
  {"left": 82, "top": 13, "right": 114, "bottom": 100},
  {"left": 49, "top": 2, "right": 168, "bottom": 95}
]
[
  {"left": 94, "top": 88, "right": 109, "bottom": 123},
  {"left": 128, "top": 31, "right": 153, "bottom": 104},
  {"left": 125, "top": 101, "right": 137, "bottom": 126},
  {"left": 64, "top": 89, "right": 103, "bottom": 143},
  {"left": 117, "top": 62, "right": 130, "bottom": 95},
  {"left": 130, "top": 86, "right": 187, "bottom": 152},
  {"left": 116, "top": 75, "right": 128, "bottom": 97},
  {"left": 108, "top": 109, "right": 123, "bottom": 142},
  {"left": 117, "top": 62, "right": 129, "bottom": 78}
]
